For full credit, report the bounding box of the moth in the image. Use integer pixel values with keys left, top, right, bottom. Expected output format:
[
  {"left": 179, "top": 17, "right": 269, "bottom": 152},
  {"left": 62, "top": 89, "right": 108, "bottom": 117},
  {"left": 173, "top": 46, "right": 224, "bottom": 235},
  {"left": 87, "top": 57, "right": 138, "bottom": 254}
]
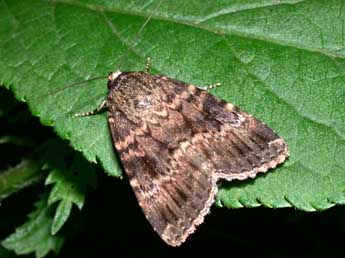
[{"left": 76, "top": 58, "right": 289, "bottom": 246}]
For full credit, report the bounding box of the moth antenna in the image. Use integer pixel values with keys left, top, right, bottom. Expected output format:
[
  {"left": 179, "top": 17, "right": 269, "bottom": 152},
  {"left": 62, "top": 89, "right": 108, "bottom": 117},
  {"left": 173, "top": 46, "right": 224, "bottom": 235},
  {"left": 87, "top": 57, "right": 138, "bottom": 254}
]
[
  {"left": 116, "top": 0, "right": 163, "bottom": 70},
  {"left": 38, "top": 1, "right": 162, "bottom": 100},
  {"left": 37, "top": 75, "right": 108, "bottom": 99}
]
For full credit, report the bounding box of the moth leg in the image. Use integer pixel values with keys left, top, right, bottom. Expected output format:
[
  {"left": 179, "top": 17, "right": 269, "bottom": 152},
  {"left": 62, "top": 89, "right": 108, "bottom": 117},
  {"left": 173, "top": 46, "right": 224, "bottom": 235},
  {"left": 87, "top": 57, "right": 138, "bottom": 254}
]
[
  {"left": 74, "top": 99, "right": 107, "bottom": 117},
  {"left": 144, "top": 57, "right": 151, "bottom": 73},
  {"left": 198, "top": 82, "right": 221, "bottom": 91}
]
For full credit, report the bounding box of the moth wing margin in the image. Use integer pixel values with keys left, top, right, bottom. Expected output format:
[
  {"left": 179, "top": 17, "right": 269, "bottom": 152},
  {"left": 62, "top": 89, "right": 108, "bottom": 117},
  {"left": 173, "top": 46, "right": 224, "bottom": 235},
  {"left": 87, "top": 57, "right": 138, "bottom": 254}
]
[
  {"left": 155, "top": 75, "right": 289, "bottom": 181},
  {"left": 108, "top": 109, "right": 218, "bottom": 246}
]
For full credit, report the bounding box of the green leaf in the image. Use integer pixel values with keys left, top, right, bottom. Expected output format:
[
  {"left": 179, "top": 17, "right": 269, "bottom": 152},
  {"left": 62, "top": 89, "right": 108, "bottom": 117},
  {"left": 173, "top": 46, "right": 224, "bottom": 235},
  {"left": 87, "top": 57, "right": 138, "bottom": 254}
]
[
  {"left": 44, "top": 140, "right": 96, "bottom": 234},
  {"left": 51, "top": 199, "right": 73, "bottom": 235},
  {"left": 2, "top": 194, "right": 64, "bottom": 258},
  {"left": 0, "top": 157, "right": 43, "bottom": 200},
  {"left": 0, "top": 0, "right": 344, "bottom": 211}
]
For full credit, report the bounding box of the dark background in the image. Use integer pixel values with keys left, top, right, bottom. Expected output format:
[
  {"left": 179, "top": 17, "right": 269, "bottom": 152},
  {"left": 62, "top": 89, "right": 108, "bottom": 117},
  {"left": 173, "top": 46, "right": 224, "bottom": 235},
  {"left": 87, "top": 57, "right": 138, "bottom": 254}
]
[{"left": 1, "top": 87, "right": 344, "bottom": 258}]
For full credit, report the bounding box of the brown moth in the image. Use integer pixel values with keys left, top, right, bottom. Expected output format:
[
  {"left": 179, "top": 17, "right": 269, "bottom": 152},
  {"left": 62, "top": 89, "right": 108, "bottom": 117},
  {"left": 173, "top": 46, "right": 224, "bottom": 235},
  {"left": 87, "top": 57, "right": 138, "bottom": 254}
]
[{"left": 76, "top": 59, "right": 289, "bottom": 246}]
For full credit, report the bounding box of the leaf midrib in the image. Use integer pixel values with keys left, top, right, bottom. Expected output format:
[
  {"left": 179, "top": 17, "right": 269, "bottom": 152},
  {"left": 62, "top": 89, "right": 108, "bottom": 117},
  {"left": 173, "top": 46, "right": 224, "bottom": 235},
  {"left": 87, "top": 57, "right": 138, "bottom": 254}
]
[{"left": 55, "top": 0, "right": 343, "bottom": 59}]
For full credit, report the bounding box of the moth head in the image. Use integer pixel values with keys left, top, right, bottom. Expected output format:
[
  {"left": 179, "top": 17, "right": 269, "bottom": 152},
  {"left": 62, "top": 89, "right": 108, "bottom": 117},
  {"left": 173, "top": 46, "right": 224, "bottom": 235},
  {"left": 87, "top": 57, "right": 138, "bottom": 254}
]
[
  {"left": 108, "top": 70, "right": 122, "bottom": 90},
  {"left": 107, "top": 70, "right": 122, "bottom": 89}
]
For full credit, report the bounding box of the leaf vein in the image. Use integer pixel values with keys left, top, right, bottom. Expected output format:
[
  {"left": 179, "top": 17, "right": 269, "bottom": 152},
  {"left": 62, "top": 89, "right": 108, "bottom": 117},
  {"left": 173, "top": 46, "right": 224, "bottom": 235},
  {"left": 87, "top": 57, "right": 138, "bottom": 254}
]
[
  {"left": 196, "top": 0, "right": 306, "bottom": 24},
  {"left": 54, "top": 0, "right": 345, "bottom": 59}
]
